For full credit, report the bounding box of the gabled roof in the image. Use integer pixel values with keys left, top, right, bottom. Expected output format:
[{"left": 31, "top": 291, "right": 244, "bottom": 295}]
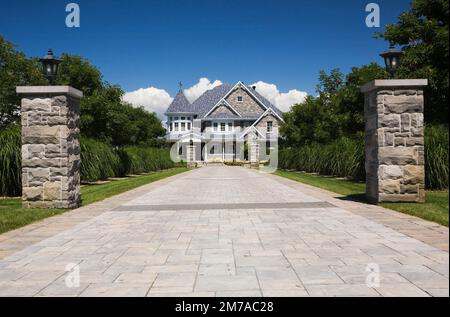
[
  {"left": 249, "top": 88, "right": 284, "bottom": 119},
  {"left": 165, "top": 90, "right": 192, "bottom": 114},
  {"left": 165, "top": 81, "right": 284, "bottom": 119},
  {"left": 190, "top": 84, "right": 233, "bottom": 117}
]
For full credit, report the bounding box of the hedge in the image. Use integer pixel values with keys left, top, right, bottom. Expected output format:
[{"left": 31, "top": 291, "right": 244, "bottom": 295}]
[
  {"left": 279, "top": 125, "right": 449, "bottom": 190},
  {"left": 0, "top": 128, "right": 174, "bottom": 195},
  {"left": 0, "top": 125, "right": 21, "bottom": 196},
  {"left": 279, "top": 137, "right": 365, "bottom": 181}
]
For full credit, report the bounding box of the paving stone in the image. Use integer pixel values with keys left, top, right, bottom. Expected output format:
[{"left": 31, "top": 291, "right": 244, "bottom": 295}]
[
  {"left": 152, "top": 272, "right": 197, "bottom": 288},
  {"left": 375, "top": 284, "right": 430, "bottom": 297},
  {"left": 195, "top": 274, "right": 260, "bottom": 292},
  {"left": 0, "top": 166, "right": 448, "bottom": 297}
]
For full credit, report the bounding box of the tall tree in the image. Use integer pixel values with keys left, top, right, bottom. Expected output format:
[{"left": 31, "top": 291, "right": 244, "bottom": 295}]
[
  {"left": 0, "top": 36, "right": 46, "bottom": 127},
  {"left": 56, "top": 54, "right": 103, "bottom": 96},
  {"left": 280, "top": 64, "right": 387, "bottom": 147},
  {"left": 377, "top": 0, "right": 449, "bottom": 123}
]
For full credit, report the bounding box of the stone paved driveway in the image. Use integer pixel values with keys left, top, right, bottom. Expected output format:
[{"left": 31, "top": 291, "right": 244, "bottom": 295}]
[{"left": 0, "top": 166, "right": 448, "bottom": 297}]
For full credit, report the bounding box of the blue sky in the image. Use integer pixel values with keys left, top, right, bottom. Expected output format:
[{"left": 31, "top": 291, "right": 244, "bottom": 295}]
[{"left": 1, "top": 0, "right": 411, "bottom": 114}]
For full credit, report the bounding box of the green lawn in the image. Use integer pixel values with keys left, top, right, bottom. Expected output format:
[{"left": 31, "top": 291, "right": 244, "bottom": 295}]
[
  {"left": 0, "top": 167, "right": 189, "bottom": 234},
  {"left": 275, "top": 170, "right": 449, "bottom": 226}
]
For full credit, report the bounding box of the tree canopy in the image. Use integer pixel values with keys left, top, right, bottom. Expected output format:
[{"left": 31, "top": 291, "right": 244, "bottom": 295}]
[
  {"left": 281, "top": 63, "right": 387, "bottom": 147},
  {"left": 0, "top": 36, "right": 46, "bottom": 127},
  {"left": 377, "top": 0, "right": 449, "bottom": 123},
  {"left": 0, "top": 35, "right": 165, "bottom": 146}
]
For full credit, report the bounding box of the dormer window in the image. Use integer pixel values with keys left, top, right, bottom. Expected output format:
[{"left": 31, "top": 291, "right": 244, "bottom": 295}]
[{"left": 237, "top": 96, "right": 243, "bottom": 102}]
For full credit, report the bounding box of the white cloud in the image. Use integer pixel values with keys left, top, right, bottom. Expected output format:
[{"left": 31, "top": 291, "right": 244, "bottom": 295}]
[
  {"left": 122, "top": 86, "right": 173, "bottom": 120},
  {"left": 123, "top": 79, "right": 306, "bottom": 122},
  {"left": 251, "top": 81, "right": 308, "bottom": 112},
  {"left": 183, "top": 77, "right": 222, "bottom": 103}
]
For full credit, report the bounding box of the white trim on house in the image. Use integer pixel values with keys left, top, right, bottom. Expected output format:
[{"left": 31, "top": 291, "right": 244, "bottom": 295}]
[
  {"left": 204, "top": 99, "right": 242, "bottom": 118},
  {"left": 239, "top": 125, "right": 266, "bottom": 140},
  {"left": 240, "top": 108, "right": 281, "bottom": 138}
]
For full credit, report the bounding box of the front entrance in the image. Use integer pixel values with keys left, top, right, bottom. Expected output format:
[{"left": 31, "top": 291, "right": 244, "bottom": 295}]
[{"left": 203, "top": 140, "right": 237, "bottom": 162}]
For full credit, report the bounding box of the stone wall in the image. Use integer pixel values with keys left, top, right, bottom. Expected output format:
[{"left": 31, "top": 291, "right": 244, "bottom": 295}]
[
  {"left": 225, "top": 87, "right": 265, "bottom": 117},
  {"left": 17, "top": 86, "right": 82, "bottom": 209},
  {"left": 362, "top": 80, "right": 427, "bottom": 204}
]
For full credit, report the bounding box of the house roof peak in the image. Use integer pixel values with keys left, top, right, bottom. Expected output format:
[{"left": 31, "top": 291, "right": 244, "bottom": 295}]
[{"left": 165, "top": 89, "right": 192, "bottom": 114}]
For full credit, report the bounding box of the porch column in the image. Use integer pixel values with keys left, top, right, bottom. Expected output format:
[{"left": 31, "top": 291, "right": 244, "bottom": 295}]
[
  {"left": 17, "top": 86, "right": 82, "bottom": 209},
  {"left": 361, "top": 79, "right": 427, "bottom": 204},
  {"left": 187, "top": 143, "right": 196, "bottom": 167},
  {"left": 249, "top": 132, "right": 259, "bottom": 168}
]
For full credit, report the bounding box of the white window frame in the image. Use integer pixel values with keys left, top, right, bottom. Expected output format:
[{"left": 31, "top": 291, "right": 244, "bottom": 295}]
[{"left": 267, "top": 121, "right": 273, "bottom": 133}]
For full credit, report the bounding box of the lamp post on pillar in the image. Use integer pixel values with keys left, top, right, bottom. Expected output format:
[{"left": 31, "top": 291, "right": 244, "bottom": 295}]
[
  {"left": 361, "top": 45, "right": 427, "bottom": 204},
  {"left": 17, "top": 49, "right": 82, "bottom": 209}
]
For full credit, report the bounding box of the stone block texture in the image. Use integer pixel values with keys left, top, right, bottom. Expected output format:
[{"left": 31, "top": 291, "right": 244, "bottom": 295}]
[
  {"left": 364, "top": 81, "right": 426, "bottom": 203},
  {"left": 19, "top": 89, "right": 82, "bottom": 209}
]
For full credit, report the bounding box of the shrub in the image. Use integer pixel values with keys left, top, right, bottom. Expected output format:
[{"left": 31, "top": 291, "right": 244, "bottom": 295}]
[
  {"left": 80, "top": 138, "right": 123, "bottom": 182},
  {"left": 425, "top": 125, "right": 449, "bottom": 190},
  {"left": 279, "top": 137, "right": 365, "bottom": 181},
  {"left": 122, "top": 146, "right": 174, "bottom": 174},
  {"left": 0, "top": 125, "right": 21, "bottom": 196},
  {"left": 279, "top": 126, "right": 449, "bottom": 190}
]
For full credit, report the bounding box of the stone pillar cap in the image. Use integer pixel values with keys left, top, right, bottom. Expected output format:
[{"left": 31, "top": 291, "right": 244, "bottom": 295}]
[
  {"left": 16, "top": 86, "right": 83, "bottom": 99},
  {"left": 361, "top": 79, "right": 428, "bottom": 93}
]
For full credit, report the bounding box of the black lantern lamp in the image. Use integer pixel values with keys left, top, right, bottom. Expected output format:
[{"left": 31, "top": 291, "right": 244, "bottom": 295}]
[
  {"left": 380, "top": 42, "right": 404, "bottom": 78},
  {"left": 40, "top": 49, "right": 61, "bottom": 85}
]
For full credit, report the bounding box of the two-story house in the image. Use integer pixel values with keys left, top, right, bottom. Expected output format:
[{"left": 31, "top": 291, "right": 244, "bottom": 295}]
[{"left": 165, "top": 81, "right": 284, "bottom": 163}]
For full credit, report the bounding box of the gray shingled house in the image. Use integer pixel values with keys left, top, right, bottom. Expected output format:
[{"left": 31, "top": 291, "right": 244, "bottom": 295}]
[{"left": 165, "top": 81, "right": 284, "bottom": 163}]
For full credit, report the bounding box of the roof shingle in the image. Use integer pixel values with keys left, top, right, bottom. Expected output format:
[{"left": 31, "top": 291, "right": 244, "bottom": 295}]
[{"left": 165, "top": 91, "right": 192, "bottom": 114}]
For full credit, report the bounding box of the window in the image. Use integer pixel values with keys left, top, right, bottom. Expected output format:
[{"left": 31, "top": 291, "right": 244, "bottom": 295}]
[
  {"left": 169, "top": 123, "right": 173, "bottom": 132},
  {"left": 266, "top": 140, "right": 271, "bottom": 155},
  {"left": 228, "top": 123, "right": 233, "bottom": 132},
  {"left": 267, "top": 121, "right": 273, "bottom": 133},
  {"left": 187, "top": 122, "right": 191, "bottom": 130},
  {"left": 220, "top": 122, "right": 226, "bottom": 132},
  {"left": 175, "top": 117, "right": 179, "bottom": 120},
  {"left": 237, "top": 96, "right": 243, "bottom": 102},
  {"left": 210, "top": 146, "right": 215, "bottom": 154},
  {"left": 213, "top": 122, "right": 218, "bottom": 131},
  {"left": 181, "top": 117, "right": 185, "bottom": 120},
  {"left": 174, "top": 122, "right": 179, "bottom": 131},
  {"left": 181, "top": 122, "right": 186, "bottom": 131}
]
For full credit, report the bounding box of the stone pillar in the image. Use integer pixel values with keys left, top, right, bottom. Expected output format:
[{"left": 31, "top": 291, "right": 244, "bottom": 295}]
[
  {"left": 17, "top": 86, "right": 83, "bottom": 209},
  {"left": 361, "top": 79, "right": 427, "bottom": 204},
  {"left": 248, "top": 132, "right": 260, "bottom": 168},
  {"left": 187, "top": 145, "right": 196, "bottom": 167}
]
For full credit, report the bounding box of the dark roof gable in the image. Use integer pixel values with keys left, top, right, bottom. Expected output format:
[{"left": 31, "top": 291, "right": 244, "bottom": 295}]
[{"left": 165, "top": 91, "right": 192, "bottom": 114}]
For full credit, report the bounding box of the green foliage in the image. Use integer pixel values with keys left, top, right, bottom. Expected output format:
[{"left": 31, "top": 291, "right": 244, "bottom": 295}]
[
  {"left": 80, "top": 138, "right": 173, "bottom": 182},
  {"left": 123, "top": 146, "right": 174, "bottom": 174},
  {"left": 56, "top": 54, "right": 165, "bottom": 146},
  {"left": 80, "top": 138, "right": 123, "bottom": 182},
  {"left": 425, "top": 125, "right": 449, "bottom": 190},
  {"left": 377, "top": 0, "right": 449, "bottom": 123},
  {"left": 279, "top": 125, "right": 449, "bottom": 190},
  {"left": 0, "top": 124, "right": 21, "bottom": 196},
  {"left": 0, "top": 130, "right": 174, "bottom": 194},
  {"left": 56, "top": 54, "right": 103, "bottom": 96},
  {"left": 0, "top": 36, "right": 46, "bottom": 127},
  {"left": 281, "top": 64, "right": 387, "bottom": 147},
  {"left": 278, "top": 137, "right": 365, "bottom": 181},
  {"left": 80, "top": 85, "right": 165, "bottom": 146}
]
